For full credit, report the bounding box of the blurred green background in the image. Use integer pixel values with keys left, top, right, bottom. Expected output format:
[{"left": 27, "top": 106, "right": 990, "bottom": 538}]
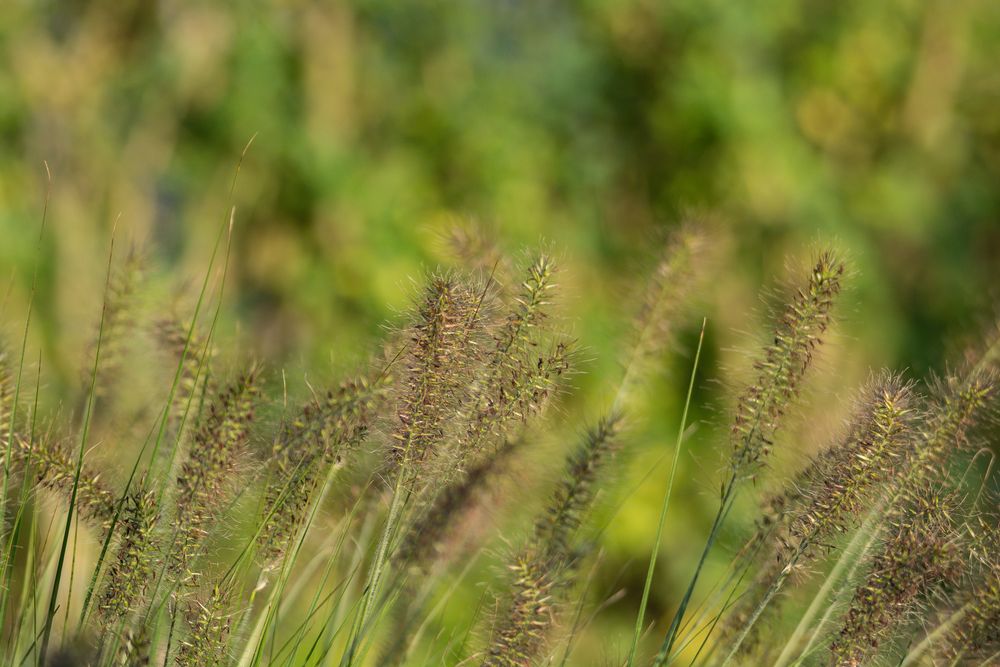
[{"left": 1, "top": 0, "right": 999, "bottom": 662}]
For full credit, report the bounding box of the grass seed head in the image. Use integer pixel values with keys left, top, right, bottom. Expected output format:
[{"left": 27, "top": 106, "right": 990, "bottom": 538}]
[
  {"left": 731, "top": 250, "right": 844, "bottom": 477},
  {"left": 97, "top": 484, "right": 159, "bottom": 622}
]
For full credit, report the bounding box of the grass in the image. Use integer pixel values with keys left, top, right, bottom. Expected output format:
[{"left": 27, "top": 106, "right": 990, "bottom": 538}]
[{"left": 0, "top": 210, "right": 998, "bottom": 667}]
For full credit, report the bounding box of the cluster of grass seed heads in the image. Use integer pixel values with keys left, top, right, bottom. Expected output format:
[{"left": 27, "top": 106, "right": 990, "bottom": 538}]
[
  {"left": 832, "top": 489, "right": 966, "bottom": 666},
  {"left": 721, "top": 373, "right": 916, "bottom": 654},
  {"left": 940, "top": 532, "right": 1000, "bottom": 660},
  {"left": 784, "top": 373, "right": 916, "bottom": 559}
]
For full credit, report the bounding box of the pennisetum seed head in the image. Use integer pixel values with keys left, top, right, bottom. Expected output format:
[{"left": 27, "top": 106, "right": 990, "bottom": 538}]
[
  {"left": 396, "top": 438, "right": 522, "bottom": 572},
  {"left": 0, "top": 345, "right": 13, "bottom": 448},
  {"left": 446, "top": 222, "right": 514, "bottom": 291},
  {"left": 390, "top": 273, "right": 484, "bottom": 472},
  {"left": 19, "top": 432, "right": 117, "bottom": 533},
  {"left": 481, "top": 550, "right": 555, "bottom": 667},
  {"left": 731, "top": 251, "right": 844, "bottom": 477},
  {"left": 172, "top": 367, "right": 260, "bottom": 577},
  {"left": 938, "top": 520, "right": 1000, "bottom": 661},
  {"left": 785, "top": 372, "right": 916, "bottom": 560},
  {"left": 618, "top": 224, "right": 707, "bottom": 405},
  {"left": 535, "top": 414, "right": 622, "bottom": 564},
  {"left": 831, "top": 487, "right": 966, "bottom": 666},
  {"left": 175, "top": 584, "right": 233, "bottom": 667},
  {"left": 720, "top": 373, "right": 917, "bottom": 653},
  {"left": 483, "top": 414, "right": 622, "bottom": 666},
  {"left": 257, "top": 370, "right": 390, "bottom": 565},
  {"left": 154, "top": 316, "right": 216, "bottom": 426},
  {"left": 97, "top": 484, "right": 159, "bottom": 622},
  {"left": 908, "top": 369, "right": 995, "bottom": 481},
  {"left": 87, "top": 248, "right": 144, "bottom": 398}
]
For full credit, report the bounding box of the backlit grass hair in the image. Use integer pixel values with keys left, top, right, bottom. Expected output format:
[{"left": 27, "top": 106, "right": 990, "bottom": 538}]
[
  {"left": 731, "top": 251, "right": 844, "bottom": 475},
  {"left": 257, "top": 370, "right": 390, "bottom": 564}
]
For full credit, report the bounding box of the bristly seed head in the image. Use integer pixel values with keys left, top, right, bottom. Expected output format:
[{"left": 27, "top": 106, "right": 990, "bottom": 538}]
[
  {"left": 483, "top": 414, "right": 621, "bottom": 666},
  {"left": 175, "top": 585, "right": 232, "bottom": 667},
  {"left": 731, "top": 251, "right": 844, "bottom": 477},
  {"left": 390, "top": 274, "right": 483, "bottom": 472},
  {"left": 172, "top": 368, "right": 260, "bottom": 578},
  {"left": 785, "top": 372, "right": 916, "bottom": 559},
  {"left": 97, "top": 485, "right": 159, "bottom": 622}
]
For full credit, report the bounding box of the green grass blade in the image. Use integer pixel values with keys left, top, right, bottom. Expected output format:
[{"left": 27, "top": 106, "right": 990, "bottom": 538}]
[
  {"left": 627, "top": 318, "right": 706, "bottom": 666},
  {"left": 39, "top": 225, "right": 117, "bottom": 661}
]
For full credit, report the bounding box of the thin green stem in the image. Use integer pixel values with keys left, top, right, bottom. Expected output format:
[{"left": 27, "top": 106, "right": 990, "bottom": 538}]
[{"left": 627, "top": 318, "right": 706, "bottom": 666}]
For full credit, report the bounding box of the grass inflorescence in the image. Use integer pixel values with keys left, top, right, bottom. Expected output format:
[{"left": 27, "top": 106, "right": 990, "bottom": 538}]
[{"left": 1, "top": 220, "right": 999, "bottom": 667}]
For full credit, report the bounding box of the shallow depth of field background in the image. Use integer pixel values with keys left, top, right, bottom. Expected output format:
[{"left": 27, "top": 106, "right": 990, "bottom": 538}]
[{"left": 1, "top": 0, "right": 999, "bottom": 661}]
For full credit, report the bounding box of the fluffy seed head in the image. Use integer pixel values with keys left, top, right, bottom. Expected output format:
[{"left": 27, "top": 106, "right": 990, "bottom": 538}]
[
  {"left": 87, "top": 249, "right": 143, "bottom": 397},
  {"left": 731, "top": 251, "right": 844, "bottom": 475},
  {"left": 619, "top": 224, "right": 707, "bottom": 404},
  {"left": 908, "top": 370, "right": 995, "bottom": 480},
  {"left": 390, "top": 274, "right": 483, "bottom": 470},
  {"left": 175, "top": 585, "right": 232, "bottom": 667},
  {"left": 20, "top": 433, "right": 117, "bottom": 533},
  {"left": 482, "top": 551, "right": 555, "bottom": 667},
  {"left": 172, "top": 368, "right": 259, "bottom": 576},
  {"left": 785, "top": 373, "right": 916, "bottom": 558},
  {"left": 97, "top": 485, "right": 158, "bottom": 622}
]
